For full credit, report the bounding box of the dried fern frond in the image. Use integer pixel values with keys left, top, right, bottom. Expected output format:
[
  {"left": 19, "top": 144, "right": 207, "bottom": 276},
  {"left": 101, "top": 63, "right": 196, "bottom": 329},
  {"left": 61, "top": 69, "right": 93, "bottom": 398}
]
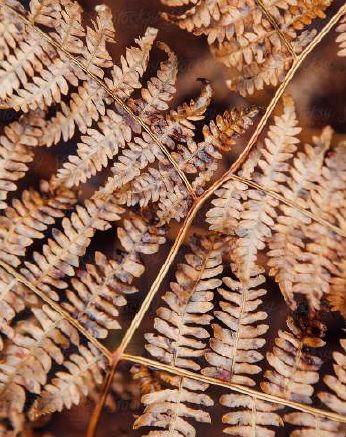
[
  {"left": 135, "top": 235, "right": 223, "bottom": 435},
  {"left": 203, "top": 267, "right": 269, "bottom": 386},
  {"left": 134, "top": 373, "right": 213, "bottom": 437},
  {"left": 287, "top": 142, "right": 346, "bottom": 312},
  {"left": 261, "top": 316, "right": 326, "bottom": 404},
  {"left": 284, "top": 412, "right": 344, "bottom": 436},
  {"left": 161, "top": 0, "right": 331, "bottom": 95},
  {"left": 208, "top": 97, "right": 300, "bottom": 274},
  {"left": 145, "top": 235, "right": 223, "bottom": 370},
  {"left": 220, "top": 393, "right": 283, "bottom": 436},
  {"left": 30, "top": 343, "right": 106, "bottom": 418},
  {"left": 206, "top": 96, "right": 346, "bottom": 315},
  {"left": 0, "top": 305, "right": 80, "bottom": 416},
  {"left": 0, "top": 180, "right": 76, "bottom": 268},
  {"left": 267, "top": 126, "right": 333, "bottom": 308},
  {"left": 0, "top": 113, "right": 44, "bottom": 209},
  {"left": 318, "top": 336, "right": 346, "bottom": 415},
  {"left": 63, "top": 213, "right": 166, "bottom": 339}
]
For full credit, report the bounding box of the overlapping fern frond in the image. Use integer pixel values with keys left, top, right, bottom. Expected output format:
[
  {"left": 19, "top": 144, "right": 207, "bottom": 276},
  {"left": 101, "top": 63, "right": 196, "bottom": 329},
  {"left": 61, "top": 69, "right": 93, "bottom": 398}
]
[
  {"left": 0, "top": 0, "right": 345, "bottom": 435},
  {"left": 207, "top": 96, "right": 346, "bottom": 316},
  {"left": 160, "top": 0, "right": 332, "bottom": 95}
]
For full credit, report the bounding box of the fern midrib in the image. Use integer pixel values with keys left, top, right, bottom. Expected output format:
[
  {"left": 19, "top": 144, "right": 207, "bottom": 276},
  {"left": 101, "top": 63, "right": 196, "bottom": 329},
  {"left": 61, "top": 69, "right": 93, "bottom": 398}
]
[
  {"left": 167, "top": 375, "right": 184, "bottom": 437},
  {"left": 123, "top": 353, "right": 346, "bottom": 424},
  {"left": 282, "top": 338, "right": 303, "bottom": 400},
  {"left": 229, "top": 281, "right": 249, "bottom": 380},
  {"left": 0, "top": 259, "right": 112, "bottom": 361},
  {"left": 254, "top": 0, "right": 298, "bottom": 60},
  {"left": 172, "top": 240, "right": 214, "bottom": 368},
  {"left": 0, "top": 1, "right": 196, "bottom": 198}
]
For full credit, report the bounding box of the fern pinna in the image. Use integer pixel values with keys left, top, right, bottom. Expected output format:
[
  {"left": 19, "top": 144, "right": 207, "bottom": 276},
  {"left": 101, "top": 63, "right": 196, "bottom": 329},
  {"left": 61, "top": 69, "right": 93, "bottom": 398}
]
[{"left": 0, "top": 0, "right": 345, "bottom": 436}]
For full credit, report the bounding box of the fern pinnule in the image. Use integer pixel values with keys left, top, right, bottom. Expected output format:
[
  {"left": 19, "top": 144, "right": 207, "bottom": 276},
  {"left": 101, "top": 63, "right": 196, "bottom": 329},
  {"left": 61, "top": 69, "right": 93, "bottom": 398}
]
[
  {"left": 30, "top": 343, "right": 106, "bottom": 418},
  {"left": 220, "top": 393, "right": 283, "bottom": 436},
  {"left": 318, "top": 336, "right": 346, "bottom": 415},
  {"left": 62, "top": 213, "right": 166, "bottom": 339},
  {"left": 0, "top": 113, "right": 45, "bottom": 209},
  {"left": 261, "top": 316, "right": 326, "bottom": 405},
  {"left": 203, "top": 267, "right": 269, "bottom": 386},
  {"left": 283, "top": 412, "right": 344, "bottom": 436},
  {"left": 0, "top": 305, "right": 79, "bottom": 415},
  {"left": 160, "top": 0, "right": 332, "bottom": 95},
  {"left": 0, "top": 180, "right": 76, "bottom": 268},
  {"left": 135, "top": 235, "right": 223, "bottom": 435}
]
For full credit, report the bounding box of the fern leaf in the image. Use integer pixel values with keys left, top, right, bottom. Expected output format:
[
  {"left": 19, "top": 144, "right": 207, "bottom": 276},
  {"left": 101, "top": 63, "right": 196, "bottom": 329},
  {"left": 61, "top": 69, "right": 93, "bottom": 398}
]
[
  {"left": 0, "top": 181, "right": 76, "bottom": 267},
  {"left": 0, "top": 305, "right": 79, "bottom": 414},
  {"left": 261, "top": 316, "right": 326, "bottom": 404},
  {"left": 206, "top": 151, "right": 260, "bottom": 234},
  {"left": 231, "top": 97, "right": 300, "bottom": 278},
  {"left": 161, "top": 0, "right": 331, "bottom": 95},
  {"left": 10, "top": 58, "right": 86, "bottom": 113},
  {"left": 40, "top": 79, "right": 109, "bottom": 146},
  {"left": 288, "top": 141, "right": 346, "bottom": 311},
  {"left": 203, "top": 268, "right": 269, "bottom": 386},
  {"left": 51, "top": 1, "right": 85, "bottom": 54},
  {"left": 174, "top": 106, "right": 257, "bottom": 193},
  {"left": 130, "top": 42, "right": 177, "bottom": 118},
  {"left": 62, "top": 252, "right": 138, "bottom": 339},
  {"left": 284, "top": 412, "right": 344, "bottom": 436},
  {"left": 134, "top": 373, "right": 213, "bottom": 437},
  {"left": 267, "top": 126, "right": 332, "bottom": 307},
  {"left": 19, "top": 194, "right": 123, "bottom": 299},
  {"left": 318, "top": 336, "right": 346, "bottom": 415},
  {"left": 63, "top": 214, "right": 166, "bottom": 338},
  {"left": 135, "top": 235, "right": 222, "bottom": 435},
  {"left": 0, "top": 113, "right": 43, "bottom": 209},
  {"left": 106, "top": 27, "right": 158, "bottom": 99},
  {"left": 30, "top": 343, "right": 106, "bottom": 418},
  {"left": 0, "top": 30, "right": 55, "bottom": 101},
  {"left": 53, "top": 108, "right": 132, "bottom": 188},
  {"left": 145, "top": 235, "right": 223, "bottom": 370},
  {"left": 220, "top": 393, "right": 283, "bottom": 436},
  {"left": 80, "top": 5, "right": 115, "bottom": 79}
]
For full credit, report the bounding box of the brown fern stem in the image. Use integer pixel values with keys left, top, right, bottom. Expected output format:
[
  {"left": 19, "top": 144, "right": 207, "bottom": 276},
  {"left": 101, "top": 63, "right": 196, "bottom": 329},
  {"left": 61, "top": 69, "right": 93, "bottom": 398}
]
[
  {"left": 122, "top": 353, "right": 346, "bottom": 424},
  {"left": 254, "top": 0, "right": 298, "bottom": 60},
  {"left": 0, "top": 0, "right": 197, "bottom": 200},
  {"left": 86, "top": 354, "right": 119, "bottom": 437}
]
